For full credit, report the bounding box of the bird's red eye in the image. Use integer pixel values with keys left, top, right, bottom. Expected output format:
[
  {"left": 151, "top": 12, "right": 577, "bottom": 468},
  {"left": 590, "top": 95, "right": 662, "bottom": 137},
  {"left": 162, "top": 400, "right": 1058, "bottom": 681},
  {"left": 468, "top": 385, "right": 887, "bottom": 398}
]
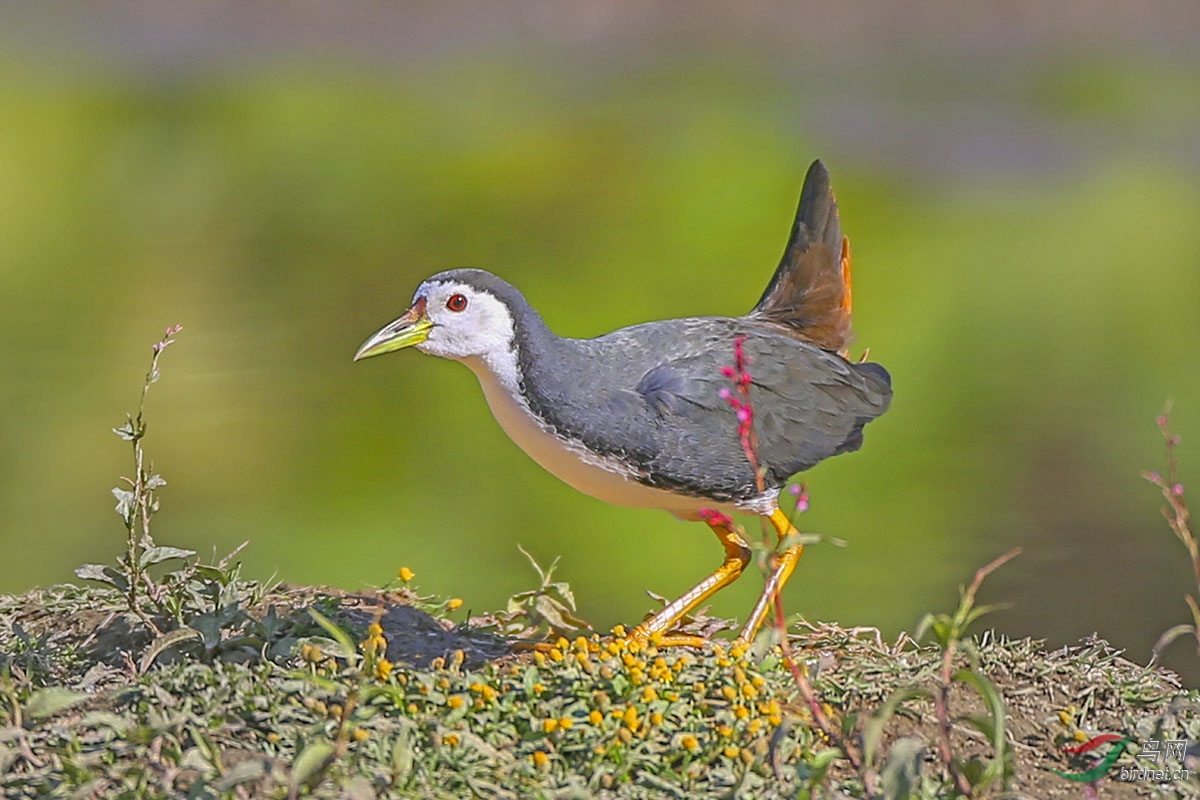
[{"left": 446, "top": 293, "right": 468, "bottom": 312}]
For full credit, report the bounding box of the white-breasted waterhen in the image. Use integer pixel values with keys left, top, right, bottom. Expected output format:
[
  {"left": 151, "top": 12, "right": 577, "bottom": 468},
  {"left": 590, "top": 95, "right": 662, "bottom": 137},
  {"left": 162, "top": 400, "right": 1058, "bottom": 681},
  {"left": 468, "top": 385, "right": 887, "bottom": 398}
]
[{"left": 355, "top": 160, "right": 891, "bottom": 646}]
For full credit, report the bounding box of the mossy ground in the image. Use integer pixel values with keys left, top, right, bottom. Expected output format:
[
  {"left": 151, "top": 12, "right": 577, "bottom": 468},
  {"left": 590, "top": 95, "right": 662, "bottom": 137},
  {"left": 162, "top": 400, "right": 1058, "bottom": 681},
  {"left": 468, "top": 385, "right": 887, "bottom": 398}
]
[{"left": 0, "top": 576, "right": 1195, "bottom": 799}]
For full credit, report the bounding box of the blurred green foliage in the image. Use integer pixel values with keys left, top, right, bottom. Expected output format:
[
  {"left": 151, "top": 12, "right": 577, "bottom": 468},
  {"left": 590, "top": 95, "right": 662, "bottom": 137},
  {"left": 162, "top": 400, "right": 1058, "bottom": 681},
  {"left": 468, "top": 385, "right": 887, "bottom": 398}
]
[{"left": 0, "top": 30, "right": 1198, "bottom": 678}]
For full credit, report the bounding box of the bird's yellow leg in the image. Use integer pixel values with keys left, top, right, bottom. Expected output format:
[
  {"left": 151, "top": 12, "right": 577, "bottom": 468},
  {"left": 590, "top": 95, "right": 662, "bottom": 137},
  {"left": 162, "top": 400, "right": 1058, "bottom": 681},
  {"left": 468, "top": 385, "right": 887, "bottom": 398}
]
[
  {"left": 627, "top": 519, "right": 751, "bottom": 647},
  {"left": 737, "top": 508, "right": 804, "bottom": 644}
]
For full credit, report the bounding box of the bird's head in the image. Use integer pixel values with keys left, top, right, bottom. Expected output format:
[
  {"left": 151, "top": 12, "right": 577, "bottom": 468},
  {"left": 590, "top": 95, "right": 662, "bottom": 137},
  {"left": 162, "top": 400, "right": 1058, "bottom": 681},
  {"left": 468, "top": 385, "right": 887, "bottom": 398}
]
[{"left": 354, "top": 270, "right": 522, "bottom": 363}]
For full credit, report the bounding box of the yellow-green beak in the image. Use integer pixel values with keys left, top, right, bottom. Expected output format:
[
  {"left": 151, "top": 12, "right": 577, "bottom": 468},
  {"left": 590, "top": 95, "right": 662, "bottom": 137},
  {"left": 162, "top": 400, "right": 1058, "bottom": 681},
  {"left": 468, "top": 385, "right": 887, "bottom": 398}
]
[{"left": 353, "top": 297, "right": 433, "bottom": 361}]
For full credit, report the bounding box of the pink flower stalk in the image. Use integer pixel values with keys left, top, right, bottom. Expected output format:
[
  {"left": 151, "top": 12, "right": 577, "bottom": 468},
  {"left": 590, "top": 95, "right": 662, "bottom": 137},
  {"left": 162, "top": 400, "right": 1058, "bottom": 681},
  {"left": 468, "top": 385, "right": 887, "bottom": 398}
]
[
  {"left": 787, "top": 483, "right": 810, "bottom": 513},
  {"left": 718, "top": 335, "right": 765, "bottom": 493},
  {"left": 152, "top": 324, "right": 183, "bottom": 354}
]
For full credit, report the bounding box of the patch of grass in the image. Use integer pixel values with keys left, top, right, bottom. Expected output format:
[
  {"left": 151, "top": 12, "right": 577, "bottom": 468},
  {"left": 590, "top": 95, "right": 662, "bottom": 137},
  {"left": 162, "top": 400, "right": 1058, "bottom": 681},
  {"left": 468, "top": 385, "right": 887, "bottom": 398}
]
[{"left": 2, "top": 576, "right": 1195, "bottom": 798}]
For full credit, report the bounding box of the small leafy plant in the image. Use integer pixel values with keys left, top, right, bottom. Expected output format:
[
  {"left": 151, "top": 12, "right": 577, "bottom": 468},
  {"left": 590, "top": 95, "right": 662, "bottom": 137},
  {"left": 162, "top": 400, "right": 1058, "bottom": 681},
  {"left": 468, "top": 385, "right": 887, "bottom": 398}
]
[
  {"left": 72, "top": 326, "right": 297, "bottom": 669},
  {"left": 75, "top": 325, "right": 189, "bottom": 632},
  {"left": 1143, "top": 406, "right": 1199, "bottom": 664}
]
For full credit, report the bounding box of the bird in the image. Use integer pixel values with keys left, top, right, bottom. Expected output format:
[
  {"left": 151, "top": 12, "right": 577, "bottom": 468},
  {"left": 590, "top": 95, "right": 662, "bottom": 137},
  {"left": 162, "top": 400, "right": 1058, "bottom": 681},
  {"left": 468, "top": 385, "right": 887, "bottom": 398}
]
[{"left": 354, "top": 160, "right": 891, "bottom": 646}]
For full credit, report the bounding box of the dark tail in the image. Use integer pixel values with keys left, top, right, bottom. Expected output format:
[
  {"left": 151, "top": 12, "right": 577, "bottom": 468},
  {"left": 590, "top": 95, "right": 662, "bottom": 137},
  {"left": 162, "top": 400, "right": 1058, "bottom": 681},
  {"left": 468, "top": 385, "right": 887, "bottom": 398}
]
[{"left": 749, "top": 160, "right": 854, "bottom": 354}]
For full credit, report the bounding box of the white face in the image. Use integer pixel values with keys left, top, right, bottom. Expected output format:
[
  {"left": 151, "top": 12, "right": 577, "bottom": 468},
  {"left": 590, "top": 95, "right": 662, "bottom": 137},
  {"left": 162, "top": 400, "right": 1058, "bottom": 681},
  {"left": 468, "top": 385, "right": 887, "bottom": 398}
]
[{"left": 413, "top": 280, "right": 517, "bottom": 361}]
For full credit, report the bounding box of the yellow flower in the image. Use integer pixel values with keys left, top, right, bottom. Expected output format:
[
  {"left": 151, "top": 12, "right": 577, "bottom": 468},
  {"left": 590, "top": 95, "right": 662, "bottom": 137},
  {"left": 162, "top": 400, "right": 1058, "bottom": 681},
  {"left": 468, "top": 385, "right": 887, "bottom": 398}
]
[
  {"left": 612, "top": 624, "right": 627, "bottom": 638},
  {"left": 721, "top": 686, "right": 738, "bottom": 702},
  {"left": 734, "top": 706, "right": 749, "bottom": 720},
  {"left": 367, "top": 623, "right": 383, "bottom": 637},
  {"left": 532, "top": 750, "right": 550, "bottom": 768},
  {"left": 558, "top": 717, "right": 573, "bottom": 730},
  {"left": 481, "top": 686, "right": 498, "bottom": 702},
  {"left": 1074, "top": 730, "right": 1088, "bottom": 742},
  {"left": 444, "top": 733, "right": 459, "bottom": 746},
  {"left": 265, "top": 732, "right": 280, "bottom": 744},
  {"left": 680, "top": 734, "right": 699, "bottom": 752},
  {"left": 398, "top": 566, "right": 415, "bottom": 582},
  {"left": 622, "top": 706, "right": 639, "bottom": 729},
  {"left": 641, "top": 687, "right": 658, "bottom": 703},
  {"left": 717, "top": 725, "right": 733, "bottom": 738},
  {"left": 353, "top": 728, "right": 370, "bottom": 742},
  {"left": 543, "top": 718, "right": 559, "bottom": 733},
  {"left": 588, "top": 710, "right": 603, "bottom": 725},
  {"left": 447, "top": 695, "right": 465, "bottom": 710},
  {"left": 374, "top": 659, "right": 393, "bottom": 681},
  {"left": 650, "top": 711, "right": 664, "bottom": 726},
  {"left": 447, "top": 597, "right": 463, "bottom": 610},
  {"left": 723, "top": 746, "right": 740, "bottom": 759},
  {"left": 1056, "top": 709, "right": 1073, "bottom": 726}
]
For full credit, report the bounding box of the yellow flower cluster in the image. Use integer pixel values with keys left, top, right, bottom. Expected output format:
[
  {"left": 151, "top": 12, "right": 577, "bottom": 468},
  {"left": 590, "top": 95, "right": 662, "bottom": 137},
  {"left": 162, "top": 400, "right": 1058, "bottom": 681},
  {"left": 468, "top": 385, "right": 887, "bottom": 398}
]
[
  {"left": 359, "top": 621, "right": 394, "bottom": 683},
  {"left": 522, "top": 629, "right": 786, "bottom": 763},
  {"left": 1056, "top": 706, "right": 1090, "bottom": 742}
]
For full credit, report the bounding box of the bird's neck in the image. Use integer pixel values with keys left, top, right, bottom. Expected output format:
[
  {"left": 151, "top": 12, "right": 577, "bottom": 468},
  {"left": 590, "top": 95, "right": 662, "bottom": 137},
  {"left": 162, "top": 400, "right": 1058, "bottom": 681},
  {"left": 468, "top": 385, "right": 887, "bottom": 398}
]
[{"left": 466, "top": 303, "right": 566, "bottom": 409}]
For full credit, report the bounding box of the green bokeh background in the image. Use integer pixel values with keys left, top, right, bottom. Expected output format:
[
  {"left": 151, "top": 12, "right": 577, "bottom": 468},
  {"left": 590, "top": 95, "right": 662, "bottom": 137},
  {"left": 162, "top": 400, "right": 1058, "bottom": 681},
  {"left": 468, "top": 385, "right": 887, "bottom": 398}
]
[{"left": 2, "top": 5, "right": 1198, "bottom": 677}]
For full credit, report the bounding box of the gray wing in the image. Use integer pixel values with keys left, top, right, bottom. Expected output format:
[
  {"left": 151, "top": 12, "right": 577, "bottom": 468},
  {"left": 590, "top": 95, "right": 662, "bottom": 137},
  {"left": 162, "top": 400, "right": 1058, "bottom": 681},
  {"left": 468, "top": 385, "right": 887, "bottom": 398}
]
[{"left": 543, "top": 321, "right": 891, "bottom": 503}]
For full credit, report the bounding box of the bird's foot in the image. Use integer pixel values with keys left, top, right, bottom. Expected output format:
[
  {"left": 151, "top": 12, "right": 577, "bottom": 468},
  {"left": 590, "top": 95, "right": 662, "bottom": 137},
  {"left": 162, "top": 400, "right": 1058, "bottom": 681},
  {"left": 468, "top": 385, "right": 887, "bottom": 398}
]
[{"left": 623, "top": 623, "right": 736, "bottom": 650}]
